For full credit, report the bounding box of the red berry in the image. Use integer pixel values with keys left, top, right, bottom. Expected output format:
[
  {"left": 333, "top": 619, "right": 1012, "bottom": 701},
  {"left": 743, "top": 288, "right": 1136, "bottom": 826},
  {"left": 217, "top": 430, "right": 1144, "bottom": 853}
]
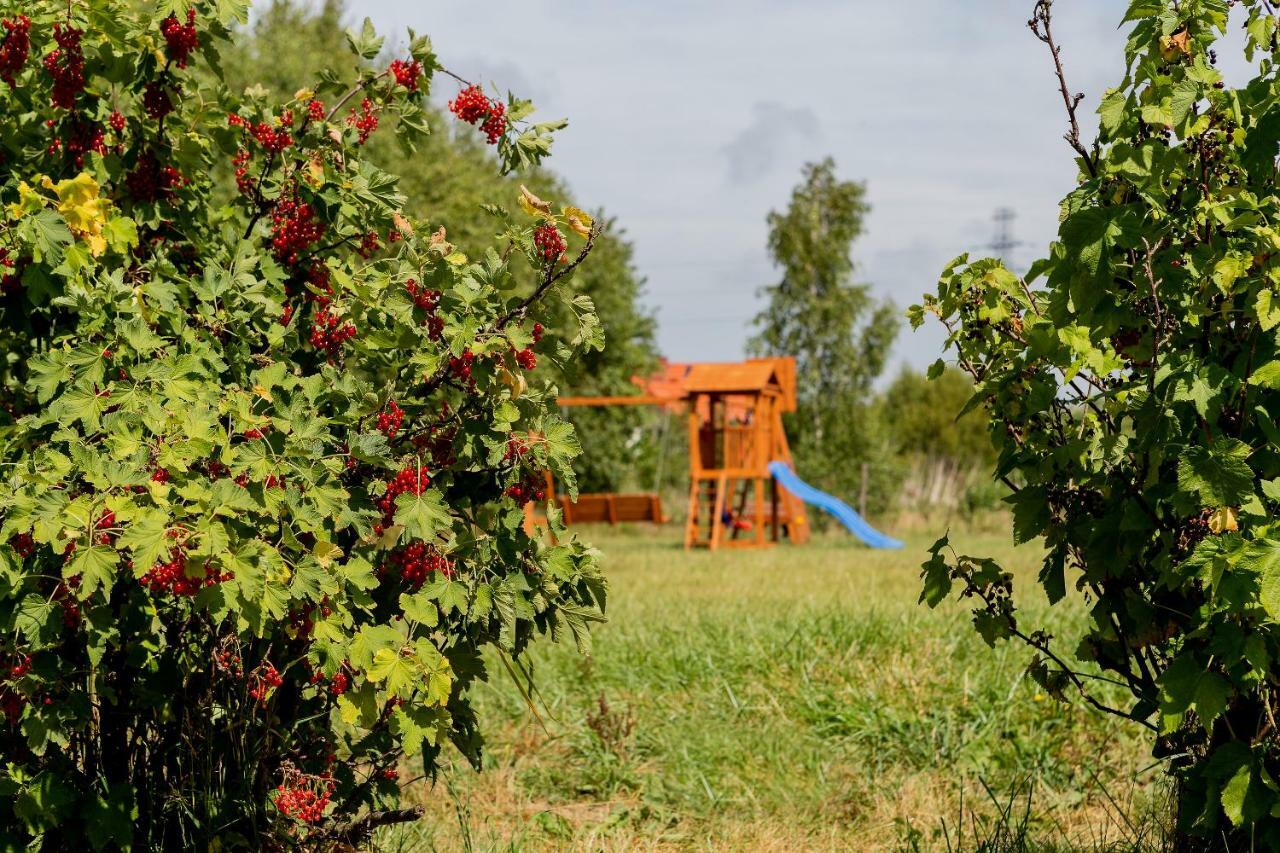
[
  {"left": 0, "top": 16, "right": 31, "bottom": 90},
  {"left": 448, "top": 85, "right": 506, "bottom": 145},
  {"left": 160, "top": 9, "right": 199, "bottom": 69},
  {"left": 389, "top": 59, "right": 422, "bottom": 91},
  {"left": 533, "top": 224, "right": 566, "bottom": 263},
  {"left": 43, "top": 24, "right": 84, "bottom": 109}
]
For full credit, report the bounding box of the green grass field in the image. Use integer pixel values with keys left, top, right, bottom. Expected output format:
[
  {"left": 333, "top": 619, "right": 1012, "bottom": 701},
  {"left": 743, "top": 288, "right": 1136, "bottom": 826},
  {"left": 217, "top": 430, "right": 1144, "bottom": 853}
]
[{"left": 378, "top": 526, "right": 1170, "bottom": 852}]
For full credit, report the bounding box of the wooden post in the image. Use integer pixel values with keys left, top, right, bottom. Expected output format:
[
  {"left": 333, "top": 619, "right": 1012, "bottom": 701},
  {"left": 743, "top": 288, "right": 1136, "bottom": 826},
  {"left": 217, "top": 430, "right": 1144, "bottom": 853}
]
[
  {"left": 709, "top": 474, "right": 727, "bottom": 551},
  {"left": 859, "top": 462, "right": 869, "bottom": 518}
]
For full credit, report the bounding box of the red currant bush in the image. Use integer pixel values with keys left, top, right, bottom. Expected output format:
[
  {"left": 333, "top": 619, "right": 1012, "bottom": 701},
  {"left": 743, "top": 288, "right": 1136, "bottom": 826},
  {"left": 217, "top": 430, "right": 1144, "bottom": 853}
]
[{"left": 0, "top": 2, "right": 602, "bottom": 848}]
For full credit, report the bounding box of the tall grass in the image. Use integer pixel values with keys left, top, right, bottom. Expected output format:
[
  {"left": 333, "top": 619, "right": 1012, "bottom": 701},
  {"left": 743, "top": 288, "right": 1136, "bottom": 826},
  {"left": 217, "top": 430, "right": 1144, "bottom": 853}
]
[{"left": 377, "top": 528, "right": 1168, "bottom": 851}]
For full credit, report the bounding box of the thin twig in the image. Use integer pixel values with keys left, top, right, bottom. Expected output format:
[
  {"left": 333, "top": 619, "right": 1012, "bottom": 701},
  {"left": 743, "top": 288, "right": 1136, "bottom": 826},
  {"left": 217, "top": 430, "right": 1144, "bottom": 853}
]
[{"left": 1029, "top": 0, "right": 1097, "bottom": 177}]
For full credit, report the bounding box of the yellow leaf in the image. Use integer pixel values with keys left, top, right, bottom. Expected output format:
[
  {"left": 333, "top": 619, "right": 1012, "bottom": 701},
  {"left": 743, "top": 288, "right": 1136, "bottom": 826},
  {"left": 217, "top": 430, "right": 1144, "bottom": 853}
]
[
  {"left": 1209, "top": 506, "right": 1239, "bottom": 534},
  {"left": 373, "top": 524, "right": 403, "bottom": 549},
  {"left": 444, "top": 252, "right": 468, "bottom": 267},
  {"left": 42, "top": 173, "right": 110, "bottom": 257},
  {"left": 518, "top": 185, "right": 552, "bottom": 218},
  {"left": 303, "top": 154, "right": 325, "bottom": 187},
  {"left": 1160, "top": 30, "right": 1191, "bottom": 60},
  {"left": 313, "top": 539, "right": 343, "bottom": 568},
  {"left": 498, "top": 368, "right": 527, "bottom": 398},
  {"left": 563, "top": 205, "right": 594, "bottom": 238},
  {"left": 294, "top": 87, "right": 314, "bottom": 102},
  {"left": 132, "top": 285, "right": 153, "bottom": 325},
  {"left": 252, "top": 384, "right": 274, "bottom": 402},
  {"left": 8, "top": 180, "right": 46, "bottom": 220}
]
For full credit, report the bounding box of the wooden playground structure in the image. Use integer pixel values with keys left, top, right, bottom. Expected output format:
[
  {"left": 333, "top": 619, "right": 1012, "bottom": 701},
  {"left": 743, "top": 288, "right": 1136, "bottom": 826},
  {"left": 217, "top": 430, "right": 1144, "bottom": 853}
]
[{"left": 555, "top": 357, "right": 809, "bottom": 550}]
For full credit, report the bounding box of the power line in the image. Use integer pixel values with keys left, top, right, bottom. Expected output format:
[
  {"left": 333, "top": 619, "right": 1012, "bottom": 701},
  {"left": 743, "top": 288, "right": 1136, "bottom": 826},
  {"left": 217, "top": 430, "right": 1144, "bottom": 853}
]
[{"left": 986, "top": 207, "right": 1025, "bottom": 259}]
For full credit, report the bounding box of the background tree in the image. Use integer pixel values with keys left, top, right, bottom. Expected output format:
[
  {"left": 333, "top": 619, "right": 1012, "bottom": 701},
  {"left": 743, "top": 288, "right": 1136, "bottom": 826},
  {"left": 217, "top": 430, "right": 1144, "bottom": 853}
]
[
  {"left": 879, "top": 365, "right": 1001, "bottom": 516},
  {"left": 749, "top": 158, "right": 898, "bottom": 510},
  {"left": 223, "top": 0, "right": 660, "bottom": 493}
]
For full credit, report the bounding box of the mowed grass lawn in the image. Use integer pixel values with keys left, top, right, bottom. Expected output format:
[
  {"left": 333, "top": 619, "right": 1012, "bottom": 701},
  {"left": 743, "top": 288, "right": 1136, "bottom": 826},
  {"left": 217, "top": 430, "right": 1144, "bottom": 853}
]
[{"left": 379, "top": 526, "right": 1169, "bottom": 852}]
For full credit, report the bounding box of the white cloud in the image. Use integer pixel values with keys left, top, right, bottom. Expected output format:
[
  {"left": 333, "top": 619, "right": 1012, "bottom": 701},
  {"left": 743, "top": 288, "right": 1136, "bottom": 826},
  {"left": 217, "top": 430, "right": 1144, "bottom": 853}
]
[{"left": 721, "top": 101, "right": 820, "bottom": 184}]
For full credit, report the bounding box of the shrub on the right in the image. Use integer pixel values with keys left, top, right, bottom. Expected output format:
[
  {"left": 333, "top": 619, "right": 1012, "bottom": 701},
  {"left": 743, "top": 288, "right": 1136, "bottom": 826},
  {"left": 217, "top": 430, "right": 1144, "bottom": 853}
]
[{"left": 913, "top": 1, "right": 1280, "bottom": 844}]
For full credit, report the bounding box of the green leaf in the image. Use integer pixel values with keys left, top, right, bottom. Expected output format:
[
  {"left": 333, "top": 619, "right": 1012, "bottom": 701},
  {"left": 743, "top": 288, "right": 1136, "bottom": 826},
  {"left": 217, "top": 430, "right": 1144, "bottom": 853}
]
[
  {"left": 393, "top": 489, "right": 451, "bottom": 542},
  {"left": 85, "top": 783, "right": 137, "bottom": 852},
  {"left": 367, "top": 646, "right": 417, "bottom": 697},
  {"left": 1177, "top": 438, "right": 1254, "bottom": 507},
  {"left": 1249, "top": 360, "right": 1280, "bottom": 390},
  {"left": 66, "top": 545, "right": 118, "bottom": 600},
  {"left": 116, "top": 511, "right": 170, "bottom": 573},
  {"left": 346, "top": 17, "right": 384, "bottom": 60},
  {"left": 14, "top": 594, "right": 57, "bottom": 646},
  {"left": 1256, "top": 288, "right": 1280, "bottom": 331}
]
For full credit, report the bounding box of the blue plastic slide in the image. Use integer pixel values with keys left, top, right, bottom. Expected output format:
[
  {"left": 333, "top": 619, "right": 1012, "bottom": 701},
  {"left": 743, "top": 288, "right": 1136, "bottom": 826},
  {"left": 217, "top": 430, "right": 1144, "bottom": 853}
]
[{"left": 768, "top": 461, "right": 904, "bottom": 549}]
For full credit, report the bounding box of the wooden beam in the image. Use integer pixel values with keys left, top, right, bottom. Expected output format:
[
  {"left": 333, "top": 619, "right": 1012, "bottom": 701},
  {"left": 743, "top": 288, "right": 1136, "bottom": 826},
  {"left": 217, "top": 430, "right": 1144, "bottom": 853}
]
[{"left": 556, "top": 395, "right": 678, "bottom": 408}]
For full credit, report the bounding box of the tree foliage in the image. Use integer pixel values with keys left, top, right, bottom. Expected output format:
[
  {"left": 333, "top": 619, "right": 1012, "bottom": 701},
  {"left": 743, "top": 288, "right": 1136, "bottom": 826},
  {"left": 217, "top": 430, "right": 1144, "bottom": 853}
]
[
  {"left": 749, "top": 158, "right": 897, "bottom": 503},
  {"left": 223, "top": 0, "right": 660, "bottom": 493},
  {"left": 913, "top": 0, "right": 1280, "bottom": 841},
  {"left": 0, "top": 1, "right": 606, "bottom": 847}
]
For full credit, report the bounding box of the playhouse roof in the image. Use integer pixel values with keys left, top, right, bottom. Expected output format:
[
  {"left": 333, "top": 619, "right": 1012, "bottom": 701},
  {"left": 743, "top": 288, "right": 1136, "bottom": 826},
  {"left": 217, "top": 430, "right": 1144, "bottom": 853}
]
[{"left": 681, "top": 360, "right": 782, "bottom": 394}]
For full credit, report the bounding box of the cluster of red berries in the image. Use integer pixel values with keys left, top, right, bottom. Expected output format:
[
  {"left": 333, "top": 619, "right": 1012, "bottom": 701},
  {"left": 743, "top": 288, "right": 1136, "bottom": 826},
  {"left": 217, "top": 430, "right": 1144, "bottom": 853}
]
[
  {"left": 389, "top": 58, "right": 422, "bottom": 91},
  {"left": 306, "top": 98, "right": 325, "bottom": 122},
  {"left": 405, "top": 279, "right": 445, "bottom": 339},
  {"left": 448, "top": 84, "right": 507, "bottom": 144},
  {"left": 384, "top": 541, "right": 453, "bottom": 589},
  {"left": 410, "top": 415, "right": 458, "bottom": 470},
  {"left": 307, "top": 664, "right": 350, "bottom": 696},
  {"left": 142, "top": 80, "right": 174, "bottom": 121},
  {"left": 160, "top": 10, "right": 199, "bottom": 68},
  {"left": 346, "top": 97, "right": 378, "bottom": 144},
  {"left": 377, "top": 400, "right": 405, "bottom": 438},
  {"left": 249, "top": 662, "right": 284, "bottom": 703},
  {"left": 0, "top": 16, "right": 31, "bottom": 89},
  {"left": 0, "top": 652, "right": 31, "bottom": 723},
  {"left": 94, "top": 509, "right": 118, "bottom": 547},
  {"left": 46, "top": 115, "right": 106, "bottom": 167},
  {"left": 231, "top": 148, "right": 254, "bottom": 196},
  {"left": 43, "top": 24, "right": 84, "bottom": 109},
  {"left": 150, "top": 467, "right": 170, "bottom": 484},
  {"left": 53, "top": 578, "right": 81, "bottom": 629},
  {"left": 376, "top": 465, "right": 432, "bottom": 523},
  {"left": 271, "top": 197, "right": 326, "bottom": 265},
  {"left": 533, "top": 223, "right": 566, "bottom": 263},
  {"left": 274, "top": 765, "right": 334, "bottom": 824},
  {"left": 139, "top": 548, "right": 231, "bottom": 597},
  {"left": 9, "top": 532, "right": 35, "bottom": 559},
  {"left": 357, "top": 231, "right": 380, "bottom": 259},
  {"left": 505, "top": 474, "right": 547, "bottom": 503},
  {"left": 532, "top": 322, "right": 544, "bottom": 343},
  {"left": 503, "top": 436, "right": 530, "bottom": 462},
  {"left": 213, "top": 647, "right": 244, "bottom": 678},
  {"left": 309, "top": 306, "right": 357, "bottom": 357},
  {"left": 250, "top": 119, "right": 294, "bottom": 153},
  {"left": 515, "top": 347, "right": 536, "bottom": 371},
  {"left": 126, "top": 150, "right": 185, "bottom": 202},
  {"left": 448, "top": 349, "right": 475, "bottom": 382},
  {"left": 242, "top": 427, "right": 268, "bottom": 440},
  {"left": 0, "top": 247, "right": 16, "bottom": 295}
]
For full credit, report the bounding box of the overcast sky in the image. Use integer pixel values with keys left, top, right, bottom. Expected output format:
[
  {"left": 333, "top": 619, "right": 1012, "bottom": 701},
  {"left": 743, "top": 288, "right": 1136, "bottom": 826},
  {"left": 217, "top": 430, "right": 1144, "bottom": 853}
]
[{"left": 349, "top": 1, "right": 1136, "bottom": 376}]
